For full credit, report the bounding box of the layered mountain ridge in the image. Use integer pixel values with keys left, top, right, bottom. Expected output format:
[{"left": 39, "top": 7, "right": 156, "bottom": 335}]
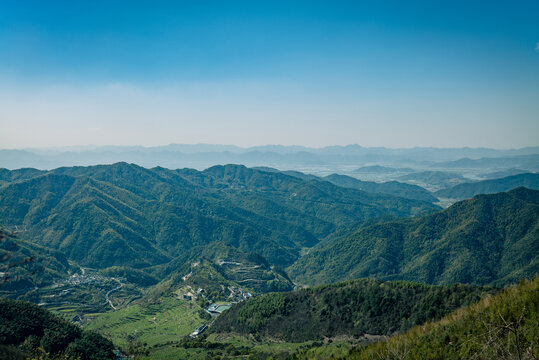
[{"left": 0, "top": 163, "right": 438, "bottom": 270}]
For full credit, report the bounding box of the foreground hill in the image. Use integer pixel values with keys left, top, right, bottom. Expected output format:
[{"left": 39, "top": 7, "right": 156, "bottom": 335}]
[
  {"left": 289, "top": 188, "right": 539, "bottom": 286},
  {"left": 210, "top": 278, "right": 495, "bottom": 342},
  {"left": 435, "top": 173, "right": 539, "bottom": 200},
  {"left": 0, "top": 298, "right": 114, "bottom": 360},
  {"left": 0, "top": 163, "right": 437, "bottom": 270},
  {"left": 297, "top": 277, "right": 538, "bottom": 360}
]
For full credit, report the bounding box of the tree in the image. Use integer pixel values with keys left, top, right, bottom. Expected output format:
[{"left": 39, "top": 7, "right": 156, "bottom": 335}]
[{"left": 0, "top": 228, "right": 34, "bottom": 287}]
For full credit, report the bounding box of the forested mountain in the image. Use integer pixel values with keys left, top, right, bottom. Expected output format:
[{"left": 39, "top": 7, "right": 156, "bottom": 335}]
[
  {"left": 289, "top": 188, "right": 539, "bottom": 286},
  {"left": 254, "top": 168, "right": 437, "bottom": 202},
  {"left": 301, "top": 277, "right": 538, "bottom": 360},
  {"left": 210, "top": 278, "right": 496, "bottom": 342},
  {"left": 0, "top": 298, "right": 114, "bottom": 360},
  {"left": 0, "top": 229, "right": 73, "bottom": 292},
  {"left": 435, "top": 173, "right": 539, "bottom": 200},
  {"left": 153, "top": 240, "right": 295, "bottom": 298},
  {"left": 0, "top": 163, "right": 437, "bottom": 270},
  {"left": 324, "top": 174, "right": 437, "bottom": 202},
  {"left": 0, "top": 168, "right": 46, "bottom": 186}
]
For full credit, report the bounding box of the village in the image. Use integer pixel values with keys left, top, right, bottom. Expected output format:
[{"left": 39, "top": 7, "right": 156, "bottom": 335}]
[
  {"left": 36, "top": 268, "right": 126, "bottom": 313},
  {"left": 178, "top": 284, "right": 253, "bottom": 338}
]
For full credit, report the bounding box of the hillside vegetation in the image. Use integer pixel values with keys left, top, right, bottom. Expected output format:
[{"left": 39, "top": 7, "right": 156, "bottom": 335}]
[
  {"left": 296, "top": 277, "right": 539, "bottom": 360},
  {"left": 0, "top": 298, "right": 114, "bottom": 360},
  {"left": 210, "top": 278, "right": 496, "bottom": 342},
  {"left": 435, "top": 173, "right": 539, "bottom": 200},
  {"left": 289, "top": 187, "right": 539, "bottom": 286},
  {"left": 257, "top": 168, "right": 438, "bottom": 202},
  {"left": 0, "top": 163, "right": 438, "bottom": 270},
  {"left": 0, "top": 229, "right": 73, "bottom": 292},
  {"left": 323, "top": 174, "right": 438, "bottom": 202}
]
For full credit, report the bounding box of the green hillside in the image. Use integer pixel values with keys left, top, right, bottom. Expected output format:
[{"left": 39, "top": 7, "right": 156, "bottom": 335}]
[
  {"left": 0, "top": 297, "right": 114, "bottom": 360},
  {"left": 289, "top": 187, "right": 539, "bottom": 286},
  {"left": 253, "top": 169, "right": 436, "bottom": 202},
  {"left": 0, "top": 168, "right": 46, "bottom": 186},
  {"left": 210, "top": 278, "right": 495, "bottom": 342},
  {"left": 0, "top": 229, "right": 73, "bottom": 292},
  {"left": 298, "top": 277, "right": 539, "bottom": 360},
  {"left": 324, "top": 173, "right": 437, "bottom": 202},
  {"left": 155, "top": 241, "right": 295, "bottom": 300},
  {"left": 0, "top": 163, "right": 438, "bottom": 269},
  {"left": 435, "top": 173, "right": 539, "bottom": 200}
]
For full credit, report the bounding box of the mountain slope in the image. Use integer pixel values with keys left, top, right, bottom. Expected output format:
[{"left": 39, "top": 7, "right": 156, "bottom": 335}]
[
  {"left": 0, "top": 297, "right": 114, "bottom": 360},
  {"left": 431, "top": 154, "right": 539, "bottom": 170},
  {"left": 0, "top": 163, "right": 438, "bottom": 269},
  {"left": 289, "top": 188, "right": 539, "bottom": 286},
  {"left": 253, "top": 168, "right": 436, "bottom": 202},
  {"left": 0, "top": 237, "right": 72, "bottom": 293},
  {"left": 435, "top": 173, "right": 539, "bottom": 200},
  {"left": 210, "top": 278, "right": 496, "bottom": 342},
  {"left": 334, "top": 277, "right": 539, "bottom": 360},
  {"left": 324, "top": 174, "right": 437, "bottom": 202}
]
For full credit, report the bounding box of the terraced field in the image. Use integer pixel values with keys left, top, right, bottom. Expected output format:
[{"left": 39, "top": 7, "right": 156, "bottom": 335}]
[{"left": 85, "top": 296, "right": 205, "bottom": 356}]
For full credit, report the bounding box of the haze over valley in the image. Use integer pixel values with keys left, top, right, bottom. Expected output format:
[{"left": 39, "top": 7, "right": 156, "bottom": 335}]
[{"left": 1, "top": 1, "right": 538, "bottom": 359}]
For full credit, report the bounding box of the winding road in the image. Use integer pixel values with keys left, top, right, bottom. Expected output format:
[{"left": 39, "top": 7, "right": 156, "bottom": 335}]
[{"left": 105, "top": 279, "right": 123, "bottom": 310}]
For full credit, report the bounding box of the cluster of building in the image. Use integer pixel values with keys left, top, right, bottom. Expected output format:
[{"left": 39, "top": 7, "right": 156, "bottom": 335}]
[
  {"left": 64, "top": 273, "right": 105, "bottom": 286},
  {"left": 228, "top": 286, "right": 252, "bottom": 302}
]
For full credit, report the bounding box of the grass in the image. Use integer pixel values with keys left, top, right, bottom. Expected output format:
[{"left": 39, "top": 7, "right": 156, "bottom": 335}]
[{"left": 85, "top": 296, "right": 205, "bottom": 354}]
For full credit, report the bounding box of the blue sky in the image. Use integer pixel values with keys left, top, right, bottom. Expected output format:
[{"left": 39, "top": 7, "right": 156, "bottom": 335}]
[{"left": 1, "top": 0, "right": 538, "bottom": 148}]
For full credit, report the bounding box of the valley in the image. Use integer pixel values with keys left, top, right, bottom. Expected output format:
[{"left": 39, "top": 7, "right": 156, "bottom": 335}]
[
  {"left": 0, "top": 161, "right": 537, "bottom": 359},
  {"left": 2, "top": 2, "right": 538, "bottom": 358}
]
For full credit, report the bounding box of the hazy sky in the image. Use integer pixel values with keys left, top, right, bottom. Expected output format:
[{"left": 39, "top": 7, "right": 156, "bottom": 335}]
[{"left": 1, "top": 1, "right": 538, "bottom": 149}]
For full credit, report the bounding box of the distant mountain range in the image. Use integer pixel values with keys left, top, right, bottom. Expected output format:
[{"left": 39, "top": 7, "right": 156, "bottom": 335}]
[
  {"left": 256, "top": 168, "right": 438, "bottom": 202},
  {"left": 1, "top": 145, "right": 538, "bottom": 170},
  {"left": 479, "top": 168, "right": 530, "bottom": 179},
  {"left": 353, "top": 165, "right": 414, "bottom": 174},
  {"left": 323, "top": 174, "right": 437, "bottom": 202},
  {"left": 397, "top": 171, "right": 468, "bottom": 189},
  {"left": 430, "top": 154, "right": 539, "bottom": 171},
  {"left": 289, "top": 187, "right": 539, "bottom": 287},
  {"left": 435, "top": 173, "right": 539, "bottom": 200}
]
